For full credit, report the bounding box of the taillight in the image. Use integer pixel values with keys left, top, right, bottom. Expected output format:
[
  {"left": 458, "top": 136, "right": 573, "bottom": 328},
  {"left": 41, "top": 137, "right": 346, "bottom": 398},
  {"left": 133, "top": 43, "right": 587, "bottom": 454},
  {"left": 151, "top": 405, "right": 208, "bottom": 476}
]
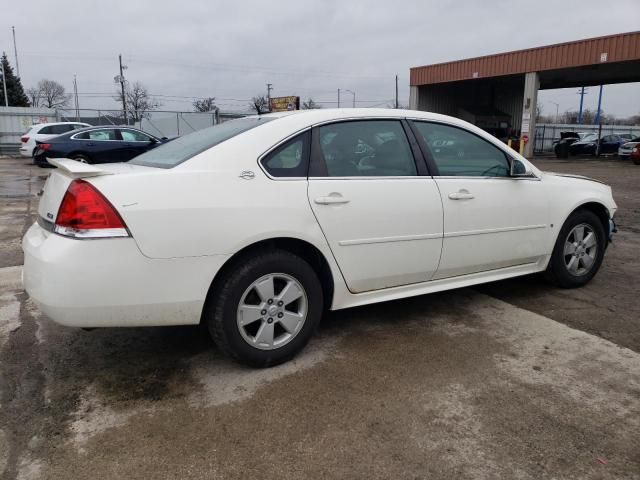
[
  {"left": 21, "top": 136, "right": 29, "bottom": 143},
  {"left": 54, "top": 180, "right": 129, "bottom": 239},
  {"left": 38, "top": 143, "right": 52, "bottom": 151}
]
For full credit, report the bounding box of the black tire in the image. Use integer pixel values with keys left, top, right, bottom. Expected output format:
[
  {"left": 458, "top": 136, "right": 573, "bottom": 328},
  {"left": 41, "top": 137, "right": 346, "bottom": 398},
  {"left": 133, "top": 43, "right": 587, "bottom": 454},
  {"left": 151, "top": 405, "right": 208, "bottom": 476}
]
[
  {"left": 544, "top": 209, "right": 606, "bottom": 288},
  {"left": 205, "top": 250, "right": 323, "bottom": 367},
  {"left": 71, "top": 153, "right": 91, "bottom": 164}
]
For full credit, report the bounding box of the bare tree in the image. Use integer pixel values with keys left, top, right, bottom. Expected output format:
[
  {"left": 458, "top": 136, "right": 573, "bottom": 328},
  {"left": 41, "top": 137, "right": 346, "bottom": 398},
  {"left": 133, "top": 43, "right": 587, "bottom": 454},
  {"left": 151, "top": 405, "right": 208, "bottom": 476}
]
[
  {"left": 37, "top": 79, "right": 70, "bottom": 108},
  {"left": 250, "top": 95, "right": 268, "bottom": 114},
  {"left": 193, "top": 97, "right": 217, "bottom": 112},
  {"left": 114, "top": 81, "right": 161, "bottom": 122},
  {"left": 26, "top": 87, "right": 41, "bottom": 107},
  {"left": 301, "top": 98, "right": 322, "bottom": 110}
]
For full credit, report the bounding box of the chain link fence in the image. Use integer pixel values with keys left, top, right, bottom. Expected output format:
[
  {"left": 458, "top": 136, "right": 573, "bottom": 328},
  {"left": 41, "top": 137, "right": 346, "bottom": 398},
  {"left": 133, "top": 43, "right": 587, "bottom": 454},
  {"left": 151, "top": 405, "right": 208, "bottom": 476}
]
[
  {"left": 533, "top": 123, "right": 640, "bottom": 155},
  {"left": 0, "top": 107, "right": 249, "bottom": 154}
]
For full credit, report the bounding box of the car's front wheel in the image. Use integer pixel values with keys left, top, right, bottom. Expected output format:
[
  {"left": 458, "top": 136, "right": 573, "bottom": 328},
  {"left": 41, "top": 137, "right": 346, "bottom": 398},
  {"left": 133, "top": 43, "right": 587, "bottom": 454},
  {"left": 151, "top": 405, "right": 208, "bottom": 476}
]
[
  {"left": 206, "top": 250, "right": 323, "bottom": 367},
  {"left": 545, "top": 209, "right": 606, "bottom": 288}
]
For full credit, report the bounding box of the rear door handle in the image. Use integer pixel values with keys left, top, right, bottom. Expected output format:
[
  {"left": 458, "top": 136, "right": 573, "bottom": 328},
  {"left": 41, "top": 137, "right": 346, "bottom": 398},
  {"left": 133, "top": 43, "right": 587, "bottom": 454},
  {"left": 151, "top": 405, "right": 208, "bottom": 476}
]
[
  {"left": 314, "top": 196, "right": 350, "bottom": 205},
  {"left": 86, "top": 143, "right": 96, "bottom": 147},
  {"left": 448, "top": 190, "right": 474, "bottom": 200}
]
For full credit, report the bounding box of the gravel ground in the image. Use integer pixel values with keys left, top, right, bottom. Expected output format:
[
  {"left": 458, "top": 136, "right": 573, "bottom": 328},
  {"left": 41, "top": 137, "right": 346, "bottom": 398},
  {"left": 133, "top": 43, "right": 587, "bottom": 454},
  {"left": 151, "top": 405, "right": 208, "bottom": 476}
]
[{"left": 1, "top": 154, "right": 639, "bottom": 480}]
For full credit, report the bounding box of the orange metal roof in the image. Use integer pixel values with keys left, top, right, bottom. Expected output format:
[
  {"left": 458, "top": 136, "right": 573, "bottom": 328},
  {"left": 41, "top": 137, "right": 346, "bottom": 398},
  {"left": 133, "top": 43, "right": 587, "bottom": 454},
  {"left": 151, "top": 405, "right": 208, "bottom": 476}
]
[{"left": 410, "top": 31, "right": 640, "bottom": 86}]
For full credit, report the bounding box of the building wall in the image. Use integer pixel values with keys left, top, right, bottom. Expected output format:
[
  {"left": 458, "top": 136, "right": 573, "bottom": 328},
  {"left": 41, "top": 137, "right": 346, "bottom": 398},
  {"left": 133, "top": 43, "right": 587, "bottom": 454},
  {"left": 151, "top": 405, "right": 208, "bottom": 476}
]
[{"left": 416, "top": 76, "right": 525, "bottom": 130}]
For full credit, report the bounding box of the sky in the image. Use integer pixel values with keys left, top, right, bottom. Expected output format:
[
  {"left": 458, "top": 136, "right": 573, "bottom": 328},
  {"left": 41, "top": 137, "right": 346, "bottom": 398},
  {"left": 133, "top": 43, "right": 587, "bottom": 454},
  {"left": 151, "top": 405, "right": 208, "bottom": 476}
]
[{"left": 1, "top": 0, "right": 639, "bottom": 116}]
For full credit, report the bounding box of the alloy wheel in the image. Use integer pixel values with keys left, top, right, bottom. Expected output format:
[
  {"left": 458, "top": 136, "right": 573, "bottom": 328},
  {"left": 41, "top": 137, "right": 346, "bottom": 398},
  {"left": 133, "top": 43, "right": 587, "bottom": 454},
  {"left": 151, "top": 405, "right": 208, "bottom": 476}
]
[
  {"left": 563, "top": 223, "right": 598, "bottom": 276},
  {"left": 236, "top": 273, "right": 308, "bottom": 350}
]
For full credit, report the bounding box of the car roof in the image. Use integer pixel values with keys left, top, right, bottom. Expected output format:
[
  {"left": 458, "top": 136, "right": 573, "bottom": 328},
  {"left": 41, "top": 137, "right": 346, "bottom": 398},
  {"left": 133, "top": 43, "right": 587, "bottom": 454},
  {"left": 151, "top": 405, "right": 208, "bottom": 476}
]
[{"left": 31, "top": 121, "right": 90, "bottom": 128}]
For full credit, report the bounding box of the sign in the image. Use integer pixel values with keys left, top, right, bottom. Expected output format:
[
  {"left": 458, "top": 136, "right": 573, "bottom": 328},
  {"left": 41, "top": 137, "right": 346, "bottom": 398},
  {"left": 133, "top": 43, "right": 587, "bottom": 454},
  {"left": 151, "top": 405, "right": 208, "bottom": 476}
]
[
  {"left": 521, "top": 119, "right": 530, "bottom": 134},
  {"left": 600, "top": 52, "right": 608, "bottom": 63},
  {"left": 270, "top": 96, "right": 300, "bottom": 112}
]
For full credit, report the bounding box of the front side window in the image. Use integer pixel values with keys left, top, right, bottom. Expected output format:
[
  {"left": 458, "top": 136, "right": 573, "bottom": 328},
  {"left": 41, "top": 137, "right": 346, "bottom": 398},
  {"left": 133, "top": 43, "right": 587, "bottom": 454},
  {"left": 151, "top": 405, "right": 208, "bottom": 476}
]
[
  {"left": 120, "top": 129, "right": 152, "bottom": 142},
  {"left": 413, "top": 122, "right": 510, "bottom": 177},
  {"left": 261, "top": 131, "right": 309, "bottom": 177},
  {"left": 75, "top": 129, "right": 118, "bottom": 141},
  {"left": 317, "top": 120, "right": 416, "bottom": 177}
]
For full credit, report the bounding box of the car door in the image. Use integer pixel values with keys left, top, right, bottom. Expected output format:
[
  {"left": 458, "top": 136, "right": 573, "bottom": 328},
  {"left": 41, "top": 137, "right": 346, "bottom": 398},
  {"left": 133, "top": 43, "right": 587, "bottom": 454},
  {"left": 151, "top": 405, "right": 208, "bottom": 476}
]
[
  {"left": 118, "top": 129, "right": 158, "bottom": 161},
  {"left": 410, "top": 120, "right": 549, "bottom": 280},
  {"left": 307, "top": 119, "right": 443, "bottom": 293},
  {"left": 72, "top": 128, "right": 122, "bottom": 163}
]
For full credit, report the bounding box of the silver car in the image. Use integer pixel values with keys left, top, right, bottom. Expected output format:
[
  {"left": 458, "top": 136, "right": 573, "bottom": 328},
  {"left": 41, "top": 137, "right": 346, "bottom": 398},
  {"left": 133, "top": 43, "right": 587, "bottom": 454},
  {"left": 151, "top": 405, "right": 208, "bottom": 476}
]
[{"left": 618, "top": 136, "right": 640, "bottom": 158}]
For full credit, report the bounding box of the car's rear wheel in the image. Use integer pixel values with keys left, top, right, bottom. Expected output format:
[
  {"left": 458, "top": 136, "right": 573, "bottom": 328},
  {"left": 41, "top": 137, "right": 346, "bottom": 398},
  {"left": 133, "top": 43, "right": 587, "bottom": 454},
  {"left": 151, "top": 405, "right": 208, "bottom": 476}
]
[
  {"left": 71, "top": 154, "right": 91, "bottom": 164},
  {"left": 544, "top": 209, "right": 606, "bottom": 288},
  {"left": 206, "top": 250, "right": 323, "bottom": 367}
]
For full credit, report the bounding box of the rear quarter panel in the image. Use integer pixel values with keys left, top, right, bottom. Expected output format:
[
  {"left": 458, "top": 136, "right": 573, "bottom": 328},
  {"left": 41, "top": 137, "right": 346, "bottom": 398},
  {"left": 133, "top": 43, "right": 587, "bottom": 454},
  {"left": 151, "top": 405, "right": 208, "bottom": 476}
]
[{"left": 90, "top": 132, "right": 330, "bottom": 260}]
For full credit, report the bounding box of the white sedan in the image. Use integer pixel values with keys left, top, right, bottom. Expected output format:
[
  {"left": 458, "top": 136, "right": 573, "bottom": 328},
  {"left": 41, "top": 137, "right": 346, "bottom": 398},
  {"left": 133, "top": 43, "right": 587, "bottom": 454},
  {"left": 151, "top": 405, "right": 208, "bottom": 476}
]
[
  {"left": 20, "top": 122, "right": 90, "bottom": 157},
  {"left": 22, "top": 109, "right": 617, "bottom": 366}
]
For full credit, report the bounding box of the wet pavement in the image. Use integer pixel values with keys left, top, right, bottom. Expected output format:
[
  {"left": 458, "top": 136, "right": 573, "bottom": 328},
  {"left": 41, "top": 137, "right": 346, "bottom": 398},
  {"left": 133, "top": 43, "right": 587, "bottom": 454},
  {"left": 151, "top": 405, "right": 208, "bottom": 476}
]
[{"left": 1, "top": 155, "right": 639, "bottom": 479}]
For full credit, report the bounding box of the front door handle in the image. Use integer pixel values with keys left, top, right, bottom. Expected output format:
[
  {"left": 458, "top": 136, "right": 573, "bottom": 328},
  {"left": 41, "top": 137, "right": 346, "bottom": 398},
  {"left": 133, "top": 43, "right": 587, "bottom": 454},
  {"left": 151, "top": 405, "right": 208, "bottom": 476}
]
[
  {"left": 448, "top": 190, "right": 474, "bottom": 200},
  {"left": 86, "top": 142, "right": 96, "bottom": 147},
  {"left": 314, "top": 195, "right": 350, "bottom": 205}
]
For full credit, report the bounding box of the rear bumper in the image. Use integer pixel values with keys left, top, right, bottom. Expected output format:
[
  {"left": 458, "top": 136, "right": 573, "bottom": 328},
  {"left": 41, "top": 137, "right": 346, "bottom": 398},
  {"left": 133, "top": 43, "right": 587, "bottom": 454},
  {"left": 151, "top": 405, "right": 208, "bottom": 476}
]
[
  {"left": 22, "top": 222, "right": 229, "bottom": 327},
  {"left": 19, "top": 146, "right": 32, "bottom": 157}
]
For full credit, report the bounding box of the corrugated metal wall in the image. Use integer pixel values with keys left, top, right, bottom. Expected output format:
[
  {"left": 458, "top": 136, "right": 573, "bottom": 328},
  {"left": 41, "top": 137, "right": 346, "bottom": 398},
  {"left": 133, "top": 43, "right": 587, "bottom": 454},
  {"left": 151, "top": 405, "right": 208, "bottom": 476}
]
[
  {"left": 0, "top": 107, "right": 58, "bottom": 154},
  {"left": 417, "top": 76, "right": 525, "bottom": 129},
  {"left": 411, "top": 31, "right": 640, "bottom": 85}
]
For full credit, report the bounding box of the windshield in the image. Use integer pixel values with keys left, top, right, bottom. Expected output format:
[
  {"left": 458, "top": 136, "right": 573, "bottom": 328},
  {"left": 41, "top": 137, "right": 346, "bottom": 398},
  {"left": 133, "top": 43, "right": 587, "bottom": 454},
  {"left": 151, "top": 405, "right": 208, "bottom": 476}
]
[
  {"left": 581, "top": 133, "right": 598, "bottom": 142},
  {"left": 130, "top": 117, "right": 274, "bottom": 168}
]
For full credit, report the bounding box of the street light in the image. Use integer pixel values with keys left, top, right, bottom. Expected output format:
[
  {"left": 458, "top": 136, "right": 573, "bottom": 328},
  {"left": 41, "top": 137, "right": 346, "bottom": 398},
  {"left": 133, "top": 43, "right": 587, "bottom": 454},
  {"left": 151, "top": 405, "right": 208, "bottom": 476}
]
[
  {"left": 549, "top": 101, "right": 560, "bottom": 124},
  {"left": 344, "top": 89, "right": 356, "bottom": 108}
]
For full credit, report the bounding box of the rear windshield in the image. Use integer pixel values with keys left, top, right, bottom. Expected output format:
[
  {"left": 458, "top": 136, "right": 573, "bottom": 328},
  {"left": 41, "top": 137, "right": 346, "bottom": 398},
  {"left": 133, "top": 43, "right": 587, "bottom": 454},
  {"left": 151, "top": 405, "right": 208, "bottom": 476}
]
[{"left": 130, "top": 117, "right": 274, "bottom": 168}]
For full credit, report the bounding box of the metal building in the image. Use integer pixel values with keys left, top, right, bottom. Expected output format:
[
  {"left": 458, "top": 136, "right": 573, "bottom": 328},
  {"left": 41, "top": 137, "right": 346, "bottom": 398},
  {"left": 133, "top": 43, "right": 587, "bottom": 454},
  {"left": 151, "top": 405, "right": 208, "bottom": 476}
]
[{"left": 409, "top": 31, "right": 640, "bottom": 156}]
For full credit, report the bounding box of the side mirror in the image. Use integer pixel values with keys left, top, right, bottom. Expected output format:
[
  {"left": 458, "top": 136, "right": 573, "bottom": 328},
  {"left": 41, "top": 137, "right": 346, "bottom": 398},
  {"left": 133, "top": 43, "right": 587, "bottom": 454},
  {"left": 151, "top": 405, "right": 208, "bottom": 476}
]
[
  {"left": 510, "top": 158, "right": 533, "bottom": 177},
  {"left": 149, "top": 137, "right": 158, "bottom": 144}
]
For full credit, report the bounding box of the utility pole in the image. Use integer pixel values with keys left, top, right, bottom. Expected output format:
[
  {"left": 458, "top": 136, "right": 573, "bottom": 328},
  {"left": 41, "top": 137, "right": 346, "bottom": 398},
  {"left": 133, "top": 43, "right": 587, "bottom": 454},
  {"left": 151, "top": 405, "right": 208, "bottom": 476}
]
[
  {"left": 266, "top": 83, "right": 273, "bottom": 112},
  {"left": 118, "top": 54, "right": 128, "bottom": 124},
  {"left": 345, "top": 90, "right": 356, "bottom": 108},
  {"left": 594, "top": 85, "right": 603, "bottom": 125},
  {"left": 577, "top": 87, "right": 587, "bottom": 124},
  {"left": 73, "top": 75, "right": 80, "bottom": 121},
  {"left": 395, "top": 75, "right": 398, "bottom": 109},
  {"left": 12, "top": 26, "right": 19, "bottom": 78},
  {"left": 0, "top": 59, "right": 8, "bottom": 107},
  {"left": 337, "top": 88, "right": 340, "bottom": 108}
]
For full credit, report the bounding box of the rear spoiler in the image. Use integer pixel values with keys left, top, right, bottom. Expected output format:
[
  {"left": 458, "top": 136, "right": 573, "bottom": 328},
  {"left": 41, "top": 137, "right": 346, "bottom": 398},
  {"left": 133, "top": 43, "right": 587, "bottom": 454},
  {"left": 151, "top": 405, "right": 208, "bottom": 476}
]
[{"left": 47, "top": 158, "right": 113, "bottom": 179}]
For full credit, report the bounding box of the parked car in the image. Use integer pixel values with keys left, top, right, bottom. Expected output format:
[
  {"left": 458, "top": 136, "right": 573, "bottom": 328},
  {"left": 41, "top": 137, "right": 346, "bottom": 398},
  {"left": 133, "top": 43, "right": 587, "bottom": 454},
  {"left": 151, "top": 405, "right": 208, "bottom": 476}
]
[
  {"left": 630, "top": 145, "right": 640, "bottom": 165},
  {"left": 618, "top": 137, "right": 640, "bottom": 158},
  {"left": 569, "top": 133, "right": 626, "bottom": 156},
  {"left": 20, "top": 122, "right": 90, "bottom": 157},
  {"left": 33, "top": 126, "right": 167, "bottom": 167},
  {"left": 22, "top": 109, "right": 617, "bottom": 367},
  {"left": 553, "top": 131, "right": 582, "bottom": 158}
]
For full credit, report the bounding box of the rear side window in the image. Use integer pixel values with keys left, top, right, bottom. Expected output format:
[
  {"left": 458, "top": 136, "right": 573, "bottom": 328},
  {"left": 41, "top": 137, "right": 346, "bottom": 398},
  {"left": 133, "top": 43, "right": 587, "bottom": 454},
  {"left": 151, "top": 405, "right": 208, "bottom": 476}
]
[
  {"left": 131, "top": 117, "right": 275, "bottom": 168},
  {"left": 413, "top": 122, "right": 509, "bottom": 177},
  {"left": 75, "top": 129, "right": 118, "bottom": 140},
  {"left": 316, "top": 120, "right": 416, "bottom": 177},
  {"left": 38, "top": 125, "right": 55, "bottom": 134},
  {"left": 260, "top": 131, "right": 310, "bottom": 178}
]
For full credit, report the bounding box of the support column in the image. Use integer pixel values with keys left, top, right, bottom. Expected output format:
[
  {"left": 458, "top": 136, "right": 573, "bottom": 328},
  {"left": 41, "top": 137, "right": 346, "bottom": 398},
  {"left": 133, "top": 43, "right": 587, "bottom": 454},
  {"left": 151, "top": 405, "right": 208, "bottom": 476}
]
[
  {"left": 409, "top": 86, "right": 419, "bottom": 110},
  {"left": 521, "top": 72, "right": 539, "bottom": 158}
]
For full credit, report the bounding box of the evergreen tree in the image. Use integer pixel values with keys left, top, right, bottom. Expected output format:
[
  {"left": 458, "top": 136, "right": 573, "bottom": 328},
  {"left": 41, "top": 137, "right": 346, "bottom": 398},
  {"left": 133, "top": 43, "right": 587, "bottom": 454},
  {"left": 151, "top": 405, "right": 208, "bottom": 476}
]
[{"left": 0, "top": 52, "right": 30, "bottom": 107}]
